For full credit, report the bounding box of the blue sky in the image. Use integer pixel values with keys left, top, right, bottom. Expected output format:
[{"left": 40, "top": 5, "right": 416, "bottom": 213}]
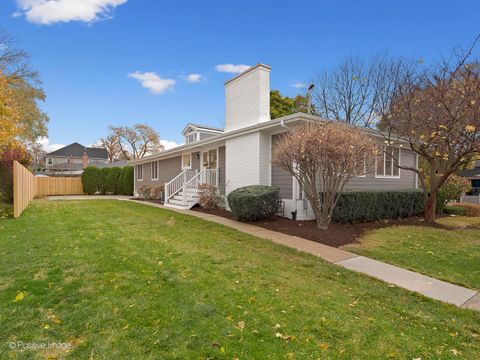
[{"left": 1, "top": 0, "right": 479, "bottom": 150}]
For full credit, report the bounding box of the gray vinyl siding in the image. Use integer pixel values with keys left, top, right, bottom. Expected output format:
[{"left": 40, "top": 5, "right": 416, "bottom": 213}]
[
  {"left": 218, "top": 146, "right": 226, "bottom": 194},
  {"left": 199, "top": 132, "right": 219, "bottom": 141},
  {"left": 345, "top": 147, "right": 416, "bottom": 191},
  {"left": 271, "top": 134, "right": 293, "bottom": 199},
  {"left": 135, "top": 156, "right": 182, "bottom": 190}
]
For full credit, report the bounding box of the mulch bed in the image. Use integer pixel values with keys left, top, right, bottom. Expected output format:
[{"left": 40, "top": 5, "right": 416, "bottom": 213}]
[{"left": 191, "top": 206, "right": 446, "bottom": 247}]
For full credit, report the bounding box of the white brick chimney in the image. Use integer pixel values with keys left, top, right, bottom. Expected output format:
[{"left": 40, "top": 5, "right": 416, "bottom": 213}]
[{"left": 224, "top": 63, "right": 271, "bottom": 132}]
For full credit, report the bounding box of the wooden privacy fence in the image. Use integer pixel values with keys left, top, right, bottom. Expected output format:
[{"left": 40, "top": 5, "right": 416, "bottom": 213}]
[
  {"left": 13, "top": 161, "right": 84, "bottom": 218},
  {"left": 13, "top": 161, "right": 35, "bottom": 218},
  {"left": 35, "top": 177, "right": 84, "bottom": 196}
]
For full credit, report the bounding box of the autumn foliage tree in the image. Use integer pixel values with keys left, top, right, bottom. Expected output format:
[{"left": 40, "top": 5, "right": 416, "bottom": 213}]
[
  {"left": 381, "top": 48, "right": 480, "bottom": 221},
  {"left": 0, "top": 30, "right": 48, "bottom": 146},
  {"left": 272, "top": 121, "right": 377, "bottom": 230},
  {"left": 109, "top": 124, "right": 164, "bottom": 160}
]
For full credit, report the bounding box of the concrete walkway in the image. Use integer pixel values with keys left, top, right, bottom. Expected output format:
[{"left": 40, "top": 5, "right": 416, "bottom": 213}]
[{"left": 48, "top": 196, "right": 480, "bottom": 311}]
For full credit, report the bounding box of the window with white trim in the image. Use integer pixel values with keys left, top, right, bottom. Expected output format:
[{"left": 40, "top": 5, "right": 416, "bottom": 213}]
[
  {"left": 186, "top": 132, "right": 196, "bottom": 144},
  {"left": 47, "top": 157, "right": 53, "bottom": 165},
  {"left": 136, "top": 164, "right": 143, "bottom": 181},
  {"left": 151, "top": 161, "right": 158, "bottom": 180},
  {"left": 355, "top": 155, "right": 367, "bottom": 177},
  {"left": 182, "top": 154, "right": 191, "bottom": 168},
  {"left": 376, "top": 146, "right": 400, "bottom": 178}
]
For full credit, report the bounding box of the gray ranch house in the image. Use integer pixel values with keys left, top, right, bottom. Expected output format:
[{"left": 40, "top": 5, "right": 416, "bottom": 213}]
[{"left": 130, "top": 64, "right": 418, "bottom": 220}]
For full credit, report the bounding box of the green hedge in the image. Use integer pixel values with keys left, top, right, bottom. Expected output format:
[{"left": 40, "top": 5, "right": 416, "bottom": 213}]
[
  {"left": 227, "top": 185, "right": 280, "bottom": 222},
  {"left": 121, "top": 166, "right": 134, "bottom": 195},
  {"left": 443, "top": 205, "right": 467, "bottom": 216},
  {"left": 105, "top": 167, "right": 122, "bottom": 194},
  {"left": 98, "top": 168, "right": 110, "bottom": 194},
  {"left": 81, "top": 166, "right": 102, "bottom": 194},
  {"left": 332, "top": 190, "right": 424, "bottom": 223}
]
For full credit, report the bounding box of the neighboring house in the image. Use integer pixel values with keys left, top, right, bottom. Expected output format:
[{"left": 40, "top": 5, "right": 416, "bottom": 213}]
[
  {"left": 458, "top": 161, "right": 480, "bottom": 195},
  {"left": 130, "top": 64, "right": 419, "bottom": 220},
  {"left": 45, "top": 143, "right": 108, "bottom": 176}
]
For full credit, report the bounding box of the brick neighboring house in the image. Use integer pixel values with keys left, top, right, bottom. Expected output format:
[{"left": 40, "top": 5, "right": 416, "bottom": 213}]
[
  {"left": 45, "top": 143, "right": 108, "bottom": 176},
  {"left": 130, "top": 64, "right": 419, "bottom": 220}
]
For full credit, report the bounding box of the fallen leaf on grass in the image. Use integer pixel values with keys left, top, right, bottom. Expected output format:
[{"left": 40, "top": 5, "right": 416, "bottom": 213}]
[
  {"left": 236, "top": 321, "right": 245, "bottom": 331},
  {"left": 450, "top": 349, "right": 460, "bottom": 356},
  {"left": 275, "top": 332, "right": 294, "bottom": 341},
  {"left": 14, "top": 291, "right": 25, "bottom": 302},
  {"left": 318, "top": 343, "right": 329, "bottom": 350}
]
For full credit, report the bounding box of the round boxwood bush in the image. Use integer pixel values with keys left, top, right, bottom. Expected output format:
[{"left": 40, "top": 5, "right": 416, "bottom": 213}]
[
  {"left": 81, "top": 166, "right": 101, "bottom": 194},
  {"left": 121, "top": 165, "right": 134, "bottom": 195},
  {"left": 105, "top": 167, "right": 122, "bottom": 194},
  {"left": 227, "top": 185, "right": 280, "bottom": 222}
]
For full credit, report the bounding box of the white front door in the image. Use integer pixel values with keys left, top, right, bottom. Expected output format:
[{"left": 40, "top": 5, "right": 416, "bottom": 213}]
[{"left": 201, "top": 148, "right": 218, "bottom": 169}]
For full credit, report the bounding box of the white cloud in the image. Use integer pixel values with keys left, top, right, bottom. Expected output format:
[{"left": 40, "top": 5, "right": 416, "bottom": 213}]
[
  {"left": 215, "top": 64, "right": 251, "bottom": 74},
  {"left": 291, "top": 82, "right": 307, "bottom": 89},
  {"left": 38, "top": 137, "right": 65, "bottom": 153},
  {"left": 185, "top": 73, "right": 203, "bottom": 83},
  {"left": 14, "top": 0, "right": 127, "bottom": 25},
  {"left": 160, "top": 139, "right": 182, "bottom": 150},
  {"left": 128, "top": 71, "right": 176, "bottom": 94}
]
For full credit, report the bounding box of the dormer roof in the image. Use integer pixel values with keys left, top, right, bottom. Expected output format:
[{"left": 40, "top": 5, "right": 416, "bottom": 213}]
[{"left": 181, "top": 123, "right": 224, "bottom": 136}]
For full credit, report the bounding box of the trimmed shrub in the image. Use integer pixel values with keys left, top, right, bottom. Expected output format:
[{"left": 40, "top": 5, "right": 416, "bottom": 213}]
[
  {"left": 150, "top": 185, "right": 164, "bottom": 200},
  {"left": 117, "top": 169, "right": 125, "bottom": 195},
  {"left": 137, "top": 185, "right": 152, "bottom": 199},
  {"left": 440, "top": 202, "right": 480, "bottom": 217},
  {"left": 197, "top": 183, "right": 218, "bottom": 209},
  {"left": 443, "top": 205, "right": 467, "bottom": 216},
  {"left": 121, "top": 166, "right": 134, "bottom": 195},
  {"left": 105, "top": 167, "right": 122, "bottom": 194},
  {"left": 332, "top": 190, "right": 425, "bottom": 223},
  {"left": 98, "top": 168, "right": 110, "bottom": 194},
  {"left": 81, "top": 166, "right": 102, "bottom": 194},
  {"left": 227, "top": 185, "right": 280, "bottom": 222}
]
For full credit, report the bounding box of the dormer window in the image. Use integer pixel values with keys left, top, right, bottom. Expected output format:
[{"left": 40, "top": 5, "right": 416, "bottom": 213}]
[
  {"left": 186, "top": 132, "right": 197, "bottom": 144},
  {"left": 182, "top": 123, "right": 224, "bottom": 144}
]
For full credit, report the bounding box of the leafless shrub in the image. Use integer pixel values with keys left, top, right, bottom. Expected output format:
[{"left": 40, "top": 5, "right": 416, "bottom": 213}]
[{"left": 272, "top": 121, "right": 377, "bottom": 230}]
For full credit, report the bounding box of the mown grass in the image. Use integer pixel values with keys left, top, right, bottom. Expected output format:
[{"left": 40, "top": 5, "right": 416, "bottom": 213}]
[
  {"left": 0, "top": 200, "right": 479, "bottom": 359},
  {"left": 344, "top": 219, "right": 480, "bottom": 290},
  {"left": 0, "top": 202, "right": 13, "bottom": 219}
]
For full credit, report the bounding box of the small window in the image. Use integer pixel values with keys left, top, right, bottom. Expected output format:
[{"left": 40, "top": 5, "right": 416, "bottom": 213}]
[
  {"left": 182, "top": 154, "right": 191, "bottom": 168},
  {"left": 186, "top": 132, "right": 196, "bottom": 144},
  {"left": 47, "top": 157, "right": 53, "bottom": 165},
  {"left": 151, "top": 161, "right": 158, "bottom": 180},
  {"left": 376, "top": 146, "right": 400, "bottom": 178},
  {"left": 136, "top": 164, "right": 143, "bottom": 181}
]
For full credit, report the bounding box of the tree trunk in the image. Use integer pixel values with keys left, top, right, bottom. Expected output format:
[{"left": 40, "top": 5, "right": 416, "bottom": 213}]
[
  {"left": 424, "top": 192, "right": 437, "bottom": 222},
  {"left": 316, "top": 216, "right": 329, "bottom": 231}
]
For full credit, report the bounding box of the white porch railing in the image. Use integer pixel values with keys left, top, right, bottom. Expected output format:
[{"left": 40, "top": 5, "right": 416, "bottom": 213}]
[
  {"left": 165, "top": 169, "right": 197, "bottom": 203},
  {"left": 165, "top": 168, "right": 218, "bottom": 207}
]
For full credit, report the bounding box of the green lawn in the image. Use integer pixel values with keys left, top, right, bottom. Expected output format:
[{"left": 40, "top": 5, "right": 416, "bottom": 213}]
[
  {"left": 343, "top": 219, "right": 480, "bottom": 290},
  {"left": 0, "top": 202, "right": 13, "bottom": 219},
  {"left": 1, "top": 200, "right": 479, "bottom": 359}
]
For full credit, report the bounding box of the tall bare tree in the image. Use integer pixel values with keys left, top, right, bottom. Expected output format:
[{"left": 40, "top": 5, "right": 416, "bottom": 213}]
[
  {"left": 272, "top": 121, "right": 377, "bottom": 230},
  {"left": 97, "top": 134, "right": 123, "bottom": 163},
  {"left": 313, "top": 54, "right": 415, "bottom": 128},
  {"left": 381, "top": 38, "right": 480, "bottom": 221},
  {"left": 109, "top": 124, "right": 164, "bottom": 160}
]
